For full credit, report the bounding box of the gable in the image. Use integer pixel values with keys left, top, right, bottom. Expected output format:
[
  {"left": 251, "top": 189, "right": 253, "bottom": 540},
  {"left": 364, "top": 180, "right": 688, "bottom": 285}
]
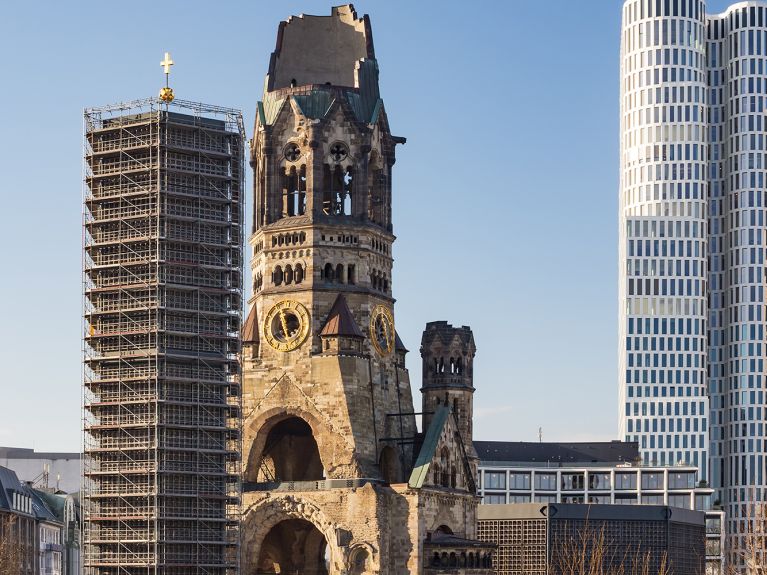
[{"left": 408, "top": 406, "right": 473, "bottom": 492}]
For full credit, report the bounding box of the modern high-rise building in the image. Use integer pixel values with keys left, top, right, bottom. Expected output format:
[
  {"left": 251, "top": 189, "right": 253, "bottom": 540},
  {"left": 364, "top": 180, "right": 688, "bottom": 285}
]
[
  {"left": 619, "top": 0, "right": 767, "bottom": 560},
  {"left": 82, "top": 97, "right": 244, "bottom": 574}
]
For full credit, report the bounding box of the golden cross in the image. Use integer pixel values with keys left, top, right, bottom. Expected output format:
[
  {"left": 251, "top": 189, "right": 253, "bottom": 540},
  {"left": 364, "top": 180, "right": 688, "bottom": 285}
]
[{"left": 160, "top": 52, "right": 174, "bottom": 79}]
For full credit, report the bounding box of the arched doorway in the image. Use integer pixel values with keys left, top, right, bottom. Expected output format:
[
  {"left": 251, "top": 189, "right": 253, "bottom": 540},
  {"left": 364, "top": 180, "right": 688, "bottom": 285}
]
[
  {"left": 255, "top": 416, "right": 324, "bottom": 482},
  {"left": 256, "top": 518, "right": 329, "bottom": 575}
]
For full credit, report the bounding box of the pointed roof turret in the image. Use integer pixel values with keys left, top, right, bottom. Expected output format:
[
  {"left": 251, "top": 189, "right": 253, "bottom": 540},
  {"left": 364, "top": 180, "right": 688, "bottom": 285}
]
[
  {"left": 242, "top": 305, "right": 259, "bottom": 343},
  {"left": 320, "top": 294, "right": 364, "bottom": 338}
]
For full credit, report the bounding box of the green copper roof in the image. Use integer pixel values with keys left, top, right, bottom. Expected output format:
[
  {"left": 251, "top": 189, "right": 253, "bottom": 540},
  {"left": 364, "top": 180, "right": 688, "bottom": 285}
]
[
  {"left": 408, "top": 405, "right": 450, "bottom": 489},
  {"left": 257, "top": 59, "right": 383, "bottom": 127},
  {"left": 292, "top": 90, "right": 335, "bottom": 120}
]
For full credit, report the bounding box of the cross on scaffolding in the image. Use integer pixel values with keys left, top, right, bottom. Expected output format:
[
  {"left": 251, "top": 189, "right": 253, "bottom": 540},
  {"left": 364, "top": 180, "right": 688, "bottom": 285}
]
[{"left": 160, "top": 52, "right": 174, "bottom": 83}]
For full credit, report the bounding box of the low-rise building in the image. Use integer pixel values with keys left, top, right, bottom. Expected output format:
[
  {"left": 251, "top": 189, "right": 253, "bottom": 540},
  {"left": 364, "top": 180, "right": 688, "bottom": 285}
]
[
  {"left": 0, "top": 446, "right": 80, "bottom": 494},
  {"left": 0, "top": 466, "right": 37, "bottom": 574},
  {"left": 475, "top": 441, "right": 724, "bottom": 574},
  {"left": 477, "top": 503, "right": 705, "bottom": 575}
]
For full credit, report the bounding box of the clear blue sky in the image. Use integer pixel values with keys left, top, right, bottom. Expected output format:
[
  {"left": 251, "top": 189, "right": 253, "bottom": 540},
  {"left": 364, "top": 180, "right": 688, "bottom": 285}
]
[{"left": 0, "top": 0, "right": 736, "bottom": 451}]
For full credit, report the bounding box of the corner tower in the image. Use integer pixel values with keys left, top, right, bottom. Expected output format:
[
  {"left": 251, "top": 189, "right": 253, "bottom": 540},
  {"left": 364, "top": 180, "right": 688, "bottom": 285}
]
[{"left": 420, "top": 322, "right": 478, "bottom": 462}]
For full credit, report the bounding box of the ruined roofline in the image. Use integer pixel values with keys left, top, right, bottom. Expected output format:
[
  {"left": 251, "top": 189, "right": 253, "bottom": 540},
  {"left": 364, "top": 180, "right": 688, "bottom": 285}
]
[{"left": 266, "top": 4, "right": 375, "bottom": 93}]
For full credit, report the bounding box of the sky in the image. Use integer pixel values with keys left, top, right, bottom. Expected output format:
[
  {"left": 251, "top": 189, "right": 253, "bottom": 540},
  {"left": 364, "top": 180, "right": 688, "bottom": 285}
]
[{"left": 0, "top": 0, "right": 738, "bottom": 452}]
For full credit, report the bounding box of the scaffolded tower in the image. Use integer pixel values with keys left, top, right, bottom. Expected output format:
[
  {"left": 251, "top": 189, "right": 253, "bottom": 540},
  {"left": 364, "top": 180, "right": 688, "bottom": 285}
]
[{"left": 82, "top": 98, "right": 244, "bottom": 575}]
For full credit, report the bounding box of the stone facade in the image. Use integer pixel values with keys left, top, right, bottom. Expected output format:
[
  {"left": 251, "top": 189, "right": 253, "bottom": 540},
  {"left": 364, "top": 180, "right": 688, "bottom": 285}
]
[{"left": 240, "top": 6, "right": 493, "bottom": 574}]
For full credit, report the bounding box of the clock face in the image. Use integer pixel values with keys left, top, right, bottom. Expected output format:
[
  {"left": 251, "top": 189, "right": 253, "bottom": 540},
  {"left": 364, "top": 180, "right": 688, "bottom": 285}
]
[
  {"left": 263, "top": 300, "right": 310, "bottom": 352},
  {"left": 369, "top": 305, "right": 395, "bottom": 356}
]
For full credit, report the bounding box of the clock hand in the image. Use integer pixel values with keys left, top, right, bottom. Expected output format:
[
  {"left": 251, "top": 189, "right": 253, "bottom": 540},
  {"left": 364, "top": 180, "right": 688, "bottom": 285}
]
[
  {"left": 381, "top": 318, "right": 390, "bottom": 349},
  {"left": 278, "top": 309, "right": 290, "bottom": 340}
]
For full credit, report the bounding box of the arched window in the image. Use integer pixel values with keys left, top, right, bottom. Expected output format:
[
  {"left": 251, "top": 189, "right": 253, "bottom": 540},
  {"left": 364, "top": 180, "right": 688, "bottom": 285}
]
[
  {"left": 450, "top": 357, "right": 456, "bottom": 374},
  {"left": 324, "top": 263, "right": 334, "bottom": 283},
  {"left": 336, "top": 263, "right": 345, "bottom": 284},
  {"left": 283, "top": 165, "right": 307, "bottom": 217},
  {"left": 273, "top": 266, "right": 283, "bottom": 286},
  {"left": 323, "top": 164, "right": 353, "bottom": 216},
  {"left": 295, "top": 264, "right": 304, "bottom": 284},
  {"left": 440, "top": 448, "right": 450, "bottom": 487},
  {"left": 456, "top": 357, "right": 463, "bottom": 374},
  {"left": 347, "top": 264, "right": 356, "bottom": 285},
  {"left": 284, "top": 265, "right": 294, "bottom": 285}
]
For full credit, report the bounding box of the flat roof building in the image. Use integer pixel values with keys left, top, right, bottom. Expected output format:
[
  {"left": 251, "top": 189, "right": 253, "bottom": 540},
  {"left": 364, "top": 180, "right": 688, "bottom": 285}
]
[
  {"left": 478, "top": 503, "right": 706, "bottom": 575},
  {"left": 475, "top": 440, "right": 724, "bottom": 573}
]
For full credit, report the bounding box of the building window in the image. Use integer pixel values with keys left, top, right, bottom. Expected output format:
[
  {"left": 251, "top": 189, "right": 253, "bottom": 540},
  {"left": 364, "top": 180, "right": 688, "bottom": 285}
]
[
  {"left": 484, "top": 471, "right": 506, "bottom": 490},
  {"left": 483, "top": 493, "right": 506, "bottom": 504},
  {"left": 668, "top": 472, "right": 695, "bottom": 489},
  {"left": 535, "top": 473, "right": 557, "bottom": 491},
  {"left": 641, "top": 472, "right": 663, "bottom": 490},
  {"left": 562, "top": 473, "right": 585, "bottom": 491},
  {"left": 615, "top": 472, "right": 638, "bottom": 490},
  {"left": 589, "top": 472, "right": 611, "bottom": 490},
  {"left": 509, "top": 473, "right": 530, "bottom": 490},
  {"left": 668, "top": 494, "right": 691, "bottom": 509}
]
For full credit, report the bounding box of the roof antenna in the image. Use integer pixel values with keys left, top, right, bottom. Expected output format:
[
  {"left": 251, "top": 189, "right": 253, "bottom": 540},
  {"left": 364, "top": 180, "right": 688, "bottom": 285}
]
[{"left": 538, "top": 427, "right": 543, "bottom": 443}]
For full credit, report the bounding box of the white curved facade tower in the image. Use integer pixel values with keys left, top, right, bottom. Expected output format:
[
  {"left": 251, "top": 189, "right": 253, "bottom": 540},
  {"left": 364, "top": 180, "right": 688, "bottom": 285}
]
[
  {"left": 620, "top": 0, "right": 767, "bottom": 565},
  {"left": 619, "top": 0, "right": 710, "bottom": 475}
]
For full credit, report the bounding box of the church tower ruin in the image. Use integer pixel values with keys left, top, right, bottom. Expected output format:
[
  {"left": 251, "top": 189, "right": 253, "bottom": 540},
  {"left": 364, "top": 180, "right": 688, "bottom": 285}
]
[{"left": 240, "top": 6, "right": 494, "bottom": 574}]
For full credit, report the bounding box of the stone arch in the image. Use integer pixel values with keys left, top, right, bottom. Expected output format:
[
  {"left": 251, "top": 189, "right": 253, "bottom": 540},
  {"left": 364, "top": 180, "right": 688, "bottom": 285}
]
[
  {"left": 323, "top": 262, "right": 334, "bottom": 282},
  {"left": 242, "top": 495, "right": 343, "bottom": 575},
  {"left": 245, "top": 407, "right": 333, "bottom": 483},
  {"left": 347, "top": 542, "right": 377, "bottom": 575},
  {"left": 261, "top": 416, "right": 323, "bottom": 482}
]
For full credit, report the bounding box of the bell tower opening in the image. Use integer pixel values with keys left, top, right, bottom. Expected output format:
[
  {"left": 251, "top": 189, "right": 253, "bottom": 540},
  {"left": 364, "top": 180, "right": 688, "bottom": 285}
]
[{"left": 257, "top": 416, "right": 324, "bottom": 482}]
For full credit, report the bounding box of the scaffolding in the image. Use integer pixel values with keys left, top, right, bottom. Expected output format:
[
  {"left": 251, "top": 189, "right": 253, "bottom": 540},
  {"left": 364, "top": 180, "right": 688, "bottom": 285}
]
[{"left": 82, "top": 98, "right": 244, "bottom": 575}]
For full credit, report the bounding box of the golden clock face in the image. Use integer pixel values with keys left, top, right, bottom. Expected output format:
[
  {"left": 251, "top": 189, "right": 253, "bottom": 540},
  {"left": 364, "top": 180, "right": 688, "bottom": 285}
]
[
  {"left": 369, "top": 305, "right": 395, "bottom": 356},
  {"left": 263, "top": 300, "right": 310, "bottom": 352}
]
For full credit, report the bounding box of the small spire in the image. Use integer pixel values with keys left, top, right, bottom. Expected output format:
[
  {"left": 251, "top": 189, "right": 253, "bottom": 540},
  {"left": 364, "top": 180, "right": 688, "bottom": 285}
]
[
  {"left": 242, "top": 305, "right": 259, "bottom": 343},
  {"left": 320, "top": 294, "right": 364, "bottom": 338}
]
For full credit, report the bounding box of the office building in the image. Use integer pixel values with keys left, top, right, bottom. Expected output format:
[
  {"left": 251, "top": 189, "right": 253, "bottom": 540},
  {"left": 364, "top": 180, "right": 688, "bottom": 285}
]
[
  {"left": 477, "top": 503, "right": 706, "bottom": 575},
  {"left": 0, "top": 446, "right": 81, "bottom": 494},
  {"left": 475, "top": 440, "right": 724, "bottom": 573},
  {"left": 619, "top": 0, "right": 767, "bottom": 557}
]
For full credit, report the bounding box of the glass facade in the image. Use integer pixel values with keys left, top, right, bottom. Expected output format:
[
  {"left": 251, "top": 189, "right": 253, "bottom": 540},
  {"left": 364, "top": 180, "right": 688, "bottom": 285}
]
[{"left": 620, "top": 0, "right": 767, "bottom": 559}]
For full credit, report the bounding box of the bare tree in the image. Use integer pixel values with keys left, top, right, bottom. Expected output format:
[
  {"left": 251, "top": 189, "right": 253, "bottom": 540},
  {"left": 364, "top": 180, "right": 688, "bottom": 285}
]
[
  {"left": 552, "top": 521, "right": 673, "bottom": 575},
  {"left": 726, "top": 500, "right": 767, "bottom": 575},
  {"left": 0, "top": 513, "right": 22, "bottom": 575}
]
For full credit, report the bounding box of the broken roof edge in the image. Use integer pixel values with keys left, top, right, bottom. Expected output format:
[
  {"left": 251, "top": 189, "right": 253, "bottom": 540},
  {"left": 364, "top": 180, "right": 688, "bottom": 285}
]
[
  {"left": 408, "top": 406, "right": 450, "bottom": 489},
  {"left": 266, "top": 4, "right": 375, "bottom": 93}
]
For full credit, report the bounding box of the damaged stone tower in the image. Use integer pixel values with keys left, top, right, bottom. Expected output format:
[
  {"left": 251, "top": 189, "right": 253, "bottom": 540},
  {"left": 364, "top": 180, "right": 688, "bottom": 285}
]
[{"left": 240, "top": 5, "right": 494, "bottom": 574}]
